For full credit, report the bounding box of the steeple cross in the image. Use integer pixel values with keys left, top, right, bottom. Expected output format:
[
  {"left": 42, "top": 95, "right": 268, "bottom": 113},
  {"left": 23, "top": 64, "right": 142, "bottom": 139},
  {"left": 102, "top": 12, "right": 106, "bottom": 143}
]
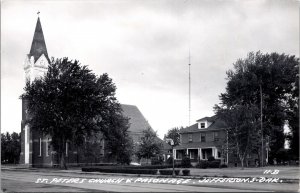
[{"left": 37, "top": 11, "right": 40, "bottom": 17}]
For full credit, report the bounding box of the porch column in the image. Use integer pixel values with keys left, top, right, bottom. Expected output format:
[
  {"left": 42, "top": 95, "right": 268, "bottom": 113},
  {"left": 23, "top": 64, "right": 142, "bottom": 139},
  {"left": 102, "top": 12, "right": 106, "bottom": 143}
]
[
  {"left": 173, "top": 149, "right": 176, "bottom": 160},
  {"left": 186, "top": 149, "right": 188, "bottom": 157},
  {"left": 212, "top": 148, "right": 215, "bottom": 158},
  {"left": 199, "top": 148, "right": 202, "bottom": 160},
  {"left": 214, "top": 148, "right": 218, "bottom": 158}
]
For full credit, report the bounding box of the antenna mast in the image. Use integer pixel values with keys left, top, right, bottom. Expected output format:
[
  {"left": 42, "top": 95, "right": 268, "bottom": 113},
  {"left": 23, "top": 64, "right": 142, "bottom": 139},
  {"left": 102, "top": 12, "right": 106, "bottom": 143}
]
[{"left": 188, "top": 50, "right": 191, "bottom": 126}]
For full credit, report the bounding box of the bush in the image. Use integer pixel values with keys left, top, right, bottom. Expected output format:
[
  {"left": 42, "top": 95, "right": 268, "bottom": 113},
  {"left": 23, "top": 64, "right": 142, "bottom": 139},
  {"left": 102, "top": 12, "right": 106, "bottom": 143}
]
[
  {"left": 159, "top": 169, "right": 180, "bottom": 175},
  {"left": 166, "top": 156, "right": 173, "bottom": 165},
  {"left": 182, "top": 169, "right": 190, "bottom": 176},
  {"left": 197, "top": 161, "right": 209, "bottom": 169},
  {"left": 208, "top": 156, "right": 215, "bottom": 161},
  {"left": 208, "top": 160, "right": 221, "bottom": 168},
  {"left": 151, "top": 157, "right": 163, "bottom": 165},
  {"left": 82, "top": 167, "right": 158, "bottom": 175},
  {"left": 181, "top": 156, "right": 192, "bottom": 168},
  {"left": 220, "top": 164, "right": 228, "bottom": 168}
]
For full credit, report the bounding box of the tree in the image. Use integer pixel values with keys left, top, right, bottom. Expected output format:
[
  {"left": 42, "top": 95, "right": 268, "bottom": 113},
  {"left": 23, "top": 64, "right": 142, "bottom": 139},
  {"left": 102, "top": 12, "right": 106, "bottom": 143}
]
[
  {"left": 164, "top": 127, "right": 181, "bottom": 146},
  {"left": 136, "top": 127, "right": 163, "bottom": 164},
  {"left": 215, "top": 51, "right": 299, "bottom": 166},
  {"left": 286, "top": 71, "right": 299, "bottom": 159},
  {"left": 1, "top": 132, "right": 21, "bottom": 164},
  {"left": 215, "top": 104, "right": 260, "bottom": 169},
  {"left": 1, "top": 133, "right": 6, "bottom": 163},
  {"left": 21, "top": 58, "right": 132, "bottom": 168},
  {"left": 104, "top": 113, "right": 134, "bottom": 164}
]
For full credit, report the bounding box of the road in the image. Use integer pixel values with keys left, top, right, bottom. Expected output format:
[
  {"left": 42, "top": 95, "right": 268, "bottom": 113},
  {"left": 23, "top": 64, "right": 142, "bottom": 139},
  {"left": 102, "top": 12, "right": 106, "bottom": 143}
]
[{"left": 1, "top": 169, "right": 298, "bottom": 192}]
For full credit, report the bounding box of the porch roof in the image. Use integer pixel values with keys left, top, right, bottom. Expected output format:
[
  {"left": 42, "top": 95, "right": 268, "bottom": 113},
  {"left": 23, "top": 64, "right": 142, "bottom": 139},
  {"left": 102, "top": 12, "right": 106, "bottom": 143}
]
[{"left": 173, "top": 142, "right": 220, "bottom": 150}]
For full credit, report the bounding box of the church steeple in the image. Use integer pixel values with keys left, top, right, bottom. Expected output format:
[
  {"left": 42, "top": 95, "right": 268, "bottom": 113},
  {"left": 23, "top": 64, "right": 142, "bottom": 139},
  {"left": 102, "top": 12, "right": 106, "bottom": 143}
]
[
  {"left": 28, "top": 16, "right": 50, "bottom": 63},
  {"left": 24, "top": 15, "right": 50, "bottom": 83}
]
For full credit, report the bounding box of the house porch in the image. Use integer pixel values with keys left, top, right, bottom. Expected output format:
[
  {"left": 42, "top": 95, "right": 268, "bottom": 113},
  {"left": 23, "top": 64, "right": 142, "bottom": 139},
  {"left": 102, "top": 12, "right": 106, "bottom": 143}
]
[{"left": 173, "top": 147, "right": 221, "bottom": 161}]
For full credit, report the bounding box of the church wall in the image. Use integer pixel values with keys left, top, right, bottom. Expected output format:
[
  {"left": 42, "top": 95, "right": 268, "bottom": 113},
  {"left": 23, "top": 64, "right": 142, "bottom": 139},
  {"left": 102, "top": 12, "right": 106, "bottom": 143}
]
[
  {"left": 20, "top": 99, "right": 31, "bottom": 165},
  {"left": 20, "top": 123, "right": 25, "bottom": 164}
]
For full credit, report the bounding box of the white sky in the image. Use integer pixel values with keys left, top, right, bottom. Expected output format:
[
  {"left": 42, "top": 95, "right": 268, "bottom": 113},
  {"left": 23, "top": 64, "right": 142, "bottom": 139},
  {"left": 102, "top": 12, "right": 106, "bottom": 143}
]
[{"left": 1, "top": 0, "right": 299, "bottom": 138}]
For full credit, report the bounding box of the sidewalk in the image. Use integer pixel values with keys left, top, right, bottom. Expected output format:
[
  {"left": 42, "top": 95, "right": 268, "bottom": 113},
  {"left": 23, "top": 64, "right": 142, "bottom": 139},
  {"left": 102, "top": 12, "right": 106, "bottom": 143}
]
[
  {"left": 186, "top": 166, "right": 299, "bottom": 179},
  {"left": 2, "top": 165, "right": 299, "bottom": 183}
]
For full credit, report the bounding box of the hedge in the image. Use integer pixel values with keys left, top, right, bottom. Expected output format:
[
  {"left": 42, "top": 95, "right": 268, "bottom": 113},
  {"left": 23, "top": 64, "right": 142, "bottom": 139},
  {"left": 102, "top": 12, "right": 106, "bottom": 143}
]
[
  {"left": 82, "top": 164, "right": 183, "bottom": 173},
  {"left": 159, "top": 169, "right": 180, "bottom": 175},
  {"left": 182, "top": 169, "right": 190, "bottom": 176},
  {"left": 125, "top": 164, "right": 182, "bottom": 169},
  {"left": 196, "top": 160, "right": 221, "bottom": 168},
  {"left": 82, "top": 167, "right": 158, "bottom": 175},
  {"left": 196, "top": 161, "right": 209, "bottom": 169}
]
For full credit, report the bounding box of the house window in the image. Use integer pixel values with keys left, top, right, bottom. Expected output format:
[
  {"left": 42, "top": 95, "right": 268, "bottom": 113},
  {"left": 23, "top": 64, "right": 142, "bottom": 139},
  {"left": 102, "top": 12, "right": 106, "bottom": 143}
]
[
  {"left": 200, "top": 123, "right": 205, "bottom": 128},
  {"left": 213, "top": 132, "right": 219, "bottom": 141},
  {"left": 176, "top": 151, "right": 183, "bottom": 159},
  {"left": 39, "top": 138, "right": 42, "bottom": 157},
  {"left": 188, "top": 134, "right": 193, "bottom": 142},
  {"left": 190, "top": 151, "right": 195, "bottom": 159},
  {"left": 200, "top": 133, "right": 206, "bottom": 142}
]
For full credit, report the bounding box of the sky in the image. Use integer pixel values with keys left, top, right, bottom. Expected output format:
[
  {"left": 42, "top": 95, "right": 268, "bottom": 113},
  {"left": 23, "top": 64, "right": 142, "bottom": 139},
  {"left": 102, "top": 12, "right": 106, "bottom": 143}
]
[{"left": 1, "top": 0, "right": 299, "bottom": 139}]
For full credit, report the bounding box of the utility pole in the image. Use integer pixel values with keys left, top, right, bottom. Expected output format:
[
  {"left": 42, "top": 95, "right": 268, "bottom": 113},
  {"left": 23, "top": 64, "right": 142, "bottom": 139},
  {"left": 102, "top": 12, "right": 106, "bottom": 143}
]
[
  {"left": 165, "top": 138, "right": 175, "bottom": 177},
  {"left": 188, "top": 50, "right": 191, "bottom": 126},
  {"left": 260, "top": 84, "right": 264, "bottom": 167},
  {"left": 226, "top": 130, "right": 229, "bottom": 165}
]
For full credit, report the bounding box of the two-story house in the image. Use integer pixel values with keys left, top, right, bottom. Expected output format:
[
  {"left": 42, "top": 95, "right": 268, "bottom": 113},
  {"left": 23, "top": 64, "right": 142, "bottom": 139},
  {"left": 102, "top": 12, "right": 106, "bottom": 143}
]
[{"left": 173, "top": 116, "right": 228, "bottom": 164}]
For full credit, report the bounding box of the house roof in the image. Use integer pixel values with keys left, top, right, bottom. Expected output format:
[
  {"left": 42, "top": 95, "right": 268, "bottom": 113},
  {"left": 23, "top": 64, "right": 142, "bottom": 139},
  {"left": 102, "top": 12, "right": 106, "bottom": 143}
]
[
  {"left": 180, "top": 116, "right": 227, "bottom": 134},
  {"left": 196, "top": 115, "right": 217, "bottom": 122},
  {"left": 29, "top": 17, "right": 50, "bottom": 63}
]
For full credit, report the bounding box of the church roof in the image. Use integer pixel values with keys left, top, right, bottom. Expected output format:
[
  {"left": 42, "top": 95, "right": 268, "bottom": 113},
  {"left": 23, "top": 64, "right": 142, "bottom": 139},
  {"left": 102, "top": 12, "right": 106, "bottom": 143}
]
[
  {"left": 29, "top": 17, "right": 50, "bottom": 63},
  {"left": 121, "top": 104, "right": 171, "bottom": 150},
  {"left": 121, "top": 104, "right": 152, "bottom": 133}
]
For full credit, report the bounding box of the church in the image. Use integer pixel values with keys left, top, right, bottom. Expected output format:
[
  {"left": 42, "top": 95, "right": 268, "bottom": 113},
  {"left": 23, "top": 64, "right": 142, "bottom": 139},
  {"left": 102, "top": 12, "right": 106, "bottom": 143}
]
[{"left": 19, "top": 16, "right": 168, "bottom": 167}]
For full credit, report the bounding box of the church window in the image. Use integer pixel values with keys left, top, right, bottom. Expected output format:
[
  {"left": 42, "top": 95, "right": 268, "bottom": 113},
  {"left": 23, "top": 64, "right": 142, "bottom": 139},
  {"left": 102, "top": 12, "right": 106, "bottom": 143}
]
[
  {"left": 46, "top": 138, "right": 49, "bottom": 157},
  {"left": 39, "top": 138, "right": 42, "bottom": 157},
  {"left": 66, "top": 142, "right": 68, "bottom": 157}
]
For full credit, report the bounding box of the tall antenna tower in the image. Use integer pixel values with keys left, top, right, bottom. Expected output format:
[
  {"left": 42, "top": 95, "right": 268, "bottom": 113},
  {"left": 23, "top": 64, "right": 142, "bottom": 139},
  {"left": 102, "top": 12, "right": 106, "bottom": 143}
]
[{"left": 188, "top": 49, "right": 191, "bottom": 126}]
